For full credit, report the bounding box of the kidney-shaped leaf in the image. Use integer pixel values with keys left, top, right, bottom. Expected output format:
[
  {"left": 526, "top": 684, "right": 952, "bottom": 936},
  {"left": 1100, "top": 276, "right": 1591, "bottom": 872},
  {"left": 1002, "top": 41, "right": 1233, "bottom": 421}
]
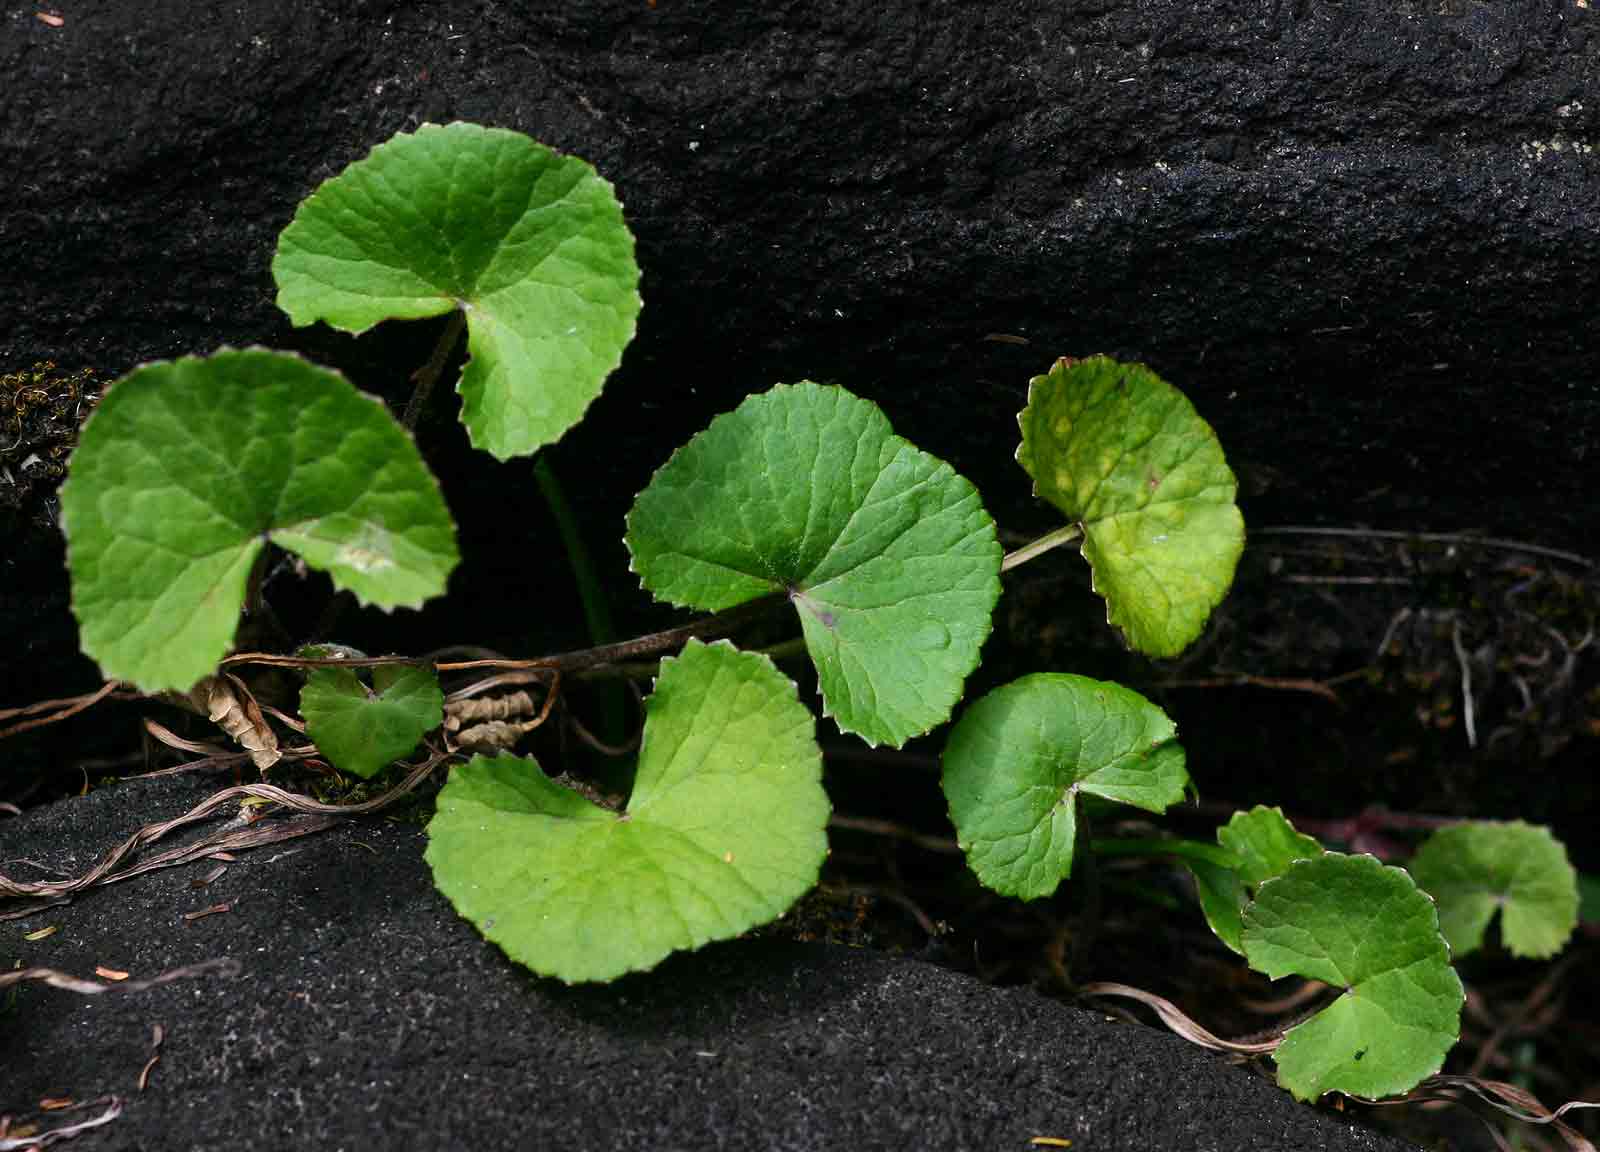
[
  {"left": 1407, "top": 821, "right": 1578, "bottom": 960},
  {"left": 1243, "top": 853, "right": 1464, "bottom": 1101},
  {"left": 61, "top": 348, "right": 458, "bottom": 693},
  {"left": 424, "top": 639, "right": 828, "bottom": 983},
  {"left": 626, "top": 382, "right": 1002, "bottom": 748},
  {"left": 273, "top": 121, "right": 641, "bottom": 460},
  {"left": 301, "top": 663, "right": 443, "bottom": 779},
  {"left": 941, "top": 674, "right": 1188, "bottom": 900},
  {"left": 1016, "top": 356, "right": 1244, "bottom": 657}
]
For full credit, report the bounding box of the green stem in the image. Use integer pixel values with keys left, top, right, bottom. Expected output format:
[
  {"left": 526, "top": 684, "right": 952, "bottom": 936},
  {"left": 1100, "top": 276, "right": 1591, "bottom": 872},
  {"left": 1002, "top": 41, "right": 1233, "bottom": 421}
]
[
  {"left": 534, "top": 457, "right": 615, "bottom": 650},
  {"left": 1001, "top": 524, "right": 1083, "bottom": 573},
  {"left": 402, "top": 308, "right": 467, "bottom": 432},
  {"left": 534, "top": 455, "right": 623, "bottom": 743},
  {"left": 1090, "top": 837, "right": 1240, "bottom": 869}
]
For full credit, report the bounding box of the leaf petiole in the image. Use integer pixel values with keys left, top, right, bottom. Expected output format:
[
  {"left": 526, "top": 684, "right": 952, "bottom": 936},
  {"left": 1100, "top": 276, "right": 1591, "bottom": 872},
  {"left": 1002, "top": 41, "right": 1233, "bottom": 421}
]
[{"left": 1001, "top": 524, "right": 1083, "bottom": 572}]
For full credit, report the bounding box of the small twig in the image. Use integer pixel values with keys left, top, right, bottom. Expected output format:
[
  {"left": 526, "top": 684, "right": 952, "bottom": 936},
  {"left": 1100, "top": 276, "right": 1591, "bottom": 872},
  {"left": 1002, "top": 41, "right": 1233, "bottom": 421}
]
[
  {"left": 1080, "top": 982, "right": 1282, "bottom": 1055},
  {"left": 1254, "top": 526, "right": 1595, "bottom": 570},
  {"left": 0, "top": 957, "right": 239, "bottom": 997},
  {"left": 1451, "top": 618, "right": 1479, "bottom": 749},
  {"left": 138, "top": 1024, "right": 165, "bottom": 1091},
  {"left": 0, "top": 754, "right": 444, "bottom": 909},
  {"left": 828, "top": 814, "right": 962, "bottom": 855},
  {"left": 443, "top": 668, "right": 555, "bottom": 705},
  {"left": 0, "top": 681, "right": 126, "bottom": 740},
  {"left": 0, "top": 1096, "right": 125, "bottom": 1150},
  {"left": 1150, "top": 673, "right": 1343, "bottom": 706},
  {"left": 564, "top": 693, "right": 642, "bottom": 757},
  {"left": 1468, "top": 956, "right": 1576, "bottom": 1080}
]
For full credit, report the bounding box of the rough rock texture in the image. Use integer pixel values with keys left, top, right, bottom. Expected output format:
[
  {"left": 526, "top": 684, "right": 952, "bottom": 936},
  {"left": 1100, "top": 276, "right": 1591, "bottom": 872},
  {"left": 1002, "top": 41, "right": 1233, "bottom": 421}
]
[
  {"left": 4, "top": 0, "right": 1597, "bottom": 550},
  {"left": 0, "top": 774, "right": 1421, "bottom": 1151}
]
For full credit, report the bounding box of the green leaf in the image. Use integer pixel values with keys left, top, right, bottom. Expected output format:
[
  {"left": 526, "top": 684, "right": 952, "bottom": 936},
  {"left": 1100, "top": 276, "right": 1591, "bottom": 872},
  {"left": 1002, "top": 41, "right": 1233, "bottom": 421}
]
[
  {"left": 1185, "top": 852, "right": 1248, "bottom": 956},
  {"left": 424, "top": 639, "right": 829, "bottom": 983},
  {"left": 1407, "top": 821, "right": 1579, "bottom": 960},
  {"left": 1186, "top": 807, "right": 1323, "bottom": 956},
  {"left": 1016, "top": 356, "right": 1244, "bottom": 657},
  {"left": 60, "top": 348, "right": 458, "bottom": 693},
  {"left": 1243, "top": 853, "right": 1464, "bottom": 1101},
  {"left": 301, "top": 663, "right": 443, "bottom": 779},
  {"left": 941, "top": 675, "right": 1188, "bottom": 900},
  {"left": 1580, "top": 873, "right": 1600, "bottom": 924},
  {"left": 626, "top": 382, "right": 1002, "bottom": 748},
  {"left": 1218, "top": 806, "right": 1324, "bottom": 889},
  {"left": 273, "top": 121, "right": 641, "bottom": 460}
]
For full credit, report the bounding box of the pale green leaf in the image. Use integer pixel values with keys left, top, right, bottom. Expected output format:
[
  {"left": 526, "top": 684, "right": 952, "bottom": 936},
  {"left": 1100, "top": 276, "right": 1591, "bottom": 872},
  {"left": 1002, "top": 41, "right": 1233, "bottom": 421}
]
[
  {"left": 1243, "top": 853, "right": 1464, "bottom": 1101},
  {"left": 1219, "top": 806, "right": 1324, "bottom": 889},
  {"left": 941, "top": 675, "right": 1188, "bottom": 900},
  {"left": 1016, "top": 356, "right": 1244, "bottom": 657},
  {"left": 626, "top": 382, "right": 1002, "bottom": 748},
  {"left": 273, "top": 122, "right": 641, "bottom": 459},
  {"left": 424, "top": 639, "right": 828, "bottom": 983},
  {"left": 301, "top": 663, "right": 443, "bottom": 779},
  {"left": 1407, "top": 821, "right": 1578, "bottom": 960},
  {"left": 60, "top": 348, "right": 458, "bottom": 692}
]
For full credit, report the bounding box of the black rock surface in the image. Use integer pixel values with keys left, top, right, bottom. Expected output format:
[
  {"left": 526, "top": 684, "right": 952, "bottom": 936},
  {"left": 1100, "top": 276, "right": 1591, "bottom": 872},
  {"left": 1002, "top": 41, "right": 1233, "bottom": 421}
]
[{"left": 1, "top": 773, "right": 1418, "bottom": 1151}]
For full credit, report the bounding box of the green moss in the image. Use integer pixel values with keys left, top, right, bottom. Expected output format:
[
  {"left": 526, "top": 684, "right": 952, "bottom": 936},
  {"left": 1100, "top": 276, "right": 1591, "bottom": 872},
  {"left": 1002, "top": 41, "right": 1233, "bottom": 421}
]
[{"left": 0, "top": 360, "right": 98, "bottom": 526}]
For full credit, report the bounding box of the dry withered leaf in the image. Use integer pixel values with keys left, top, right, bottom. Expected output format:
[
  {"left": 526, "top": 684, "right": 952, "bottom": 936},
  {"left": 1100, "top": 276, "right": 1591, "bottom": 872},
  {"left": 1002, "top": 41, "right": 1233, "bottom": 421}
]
[{"left": 190, "top": 675, "right": 280, "bottom": 770}]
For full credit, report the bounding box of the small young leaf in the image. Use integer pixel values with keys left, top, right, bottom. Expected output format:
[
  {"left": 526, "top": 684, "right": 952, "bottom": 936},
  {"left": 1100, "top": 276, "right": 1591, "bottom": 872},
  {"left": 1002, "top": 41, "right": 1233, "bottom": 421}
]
[
  {"left": 1184, "top": 852, "right": 1248, "bottom": 956},
  {"left": 424, "top": 639, "right": 829, "bottom": 983},
  {"left": 941, "top": 675, "right": 1188, "bottom": 900},
  {"left": 1016, "top": 356, "right": 1244, "bottom": 657},
  {"left": 1407, "top": 821, "right": 1579, "bottom": 960},
  {"left": 1243, "top": 853, "right": 1464, "bottom": 1101},
  {"left": 273, "top": 122, "right": 641, "bottom": 460},
  {"left": 1186, "top": 807, "right": 1323, "bottom": 956},
  {"left": 301, "top": 664, "right": 443, "bottom": 779},
  {"left": 626, "top": 382, "right": 1002, "bottom": 748},
  {"left": 60, "top": 348, "right": 458, "bottom": 692},
  {"left": 1218, "top": 805, "right": 1324, "bottom": 889}
]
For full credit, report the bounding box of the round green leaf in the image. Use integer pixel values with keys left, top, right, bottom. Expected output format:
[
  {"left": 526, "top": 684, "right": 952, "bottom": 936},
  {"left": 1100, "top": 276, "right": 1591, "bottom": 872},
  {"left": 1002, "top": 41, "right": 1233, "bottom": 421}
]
[
  {"left": 1218, "top": 805, "right": 1324, "bottom": 889},
  {"left": 301, "top": 663, "right": 443, "bottom": 780},
  {"left": 273, "top": 121, "right": 641, "bottom": 460},
  {"left": 1407, "top": 821, "right": 1578, "bottom": 960},
  {"left": 1243, "top": 853, "right": 1464, "bottom": 1101},
  {"left": 625, "top": 382, "right": 1002, "bottom": 748},
  {"left": 60, "top": 348, "right": 459, "bottom": 693},
  {"left": 424, "top": 639, "right": 829, "bottom": 983},
  {"left": 941, "top": 675, "right": 1188, "bottom": 900},
  {"left": 1016, "top": 356, "right": 1244, "bottom": 657}
]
